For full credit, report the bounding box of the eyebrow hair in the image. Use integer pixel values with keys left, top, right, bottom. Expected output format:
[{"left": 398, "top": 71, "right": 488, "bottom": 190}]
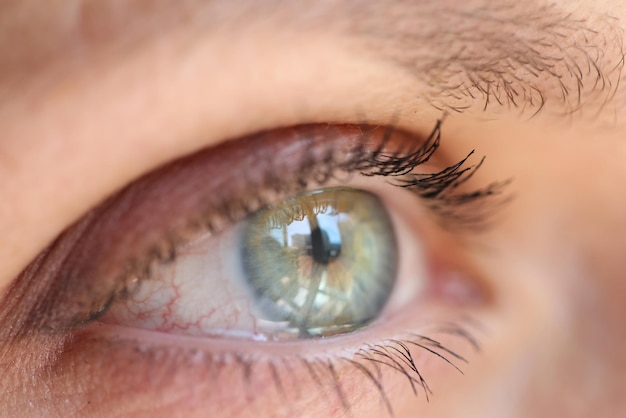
[
  {"left": 347, "top": 1, "right": 626, "bottom": 115},
  {"left": 1, "top": 0, "right": 624, "bottom": 115}
]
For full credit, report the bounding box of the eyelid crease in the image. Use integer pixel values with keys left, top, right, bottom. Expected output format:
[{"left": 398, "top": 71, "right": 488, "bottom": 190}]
[{"left": 0, "top": 120, "right": 507, "bottom": 337}]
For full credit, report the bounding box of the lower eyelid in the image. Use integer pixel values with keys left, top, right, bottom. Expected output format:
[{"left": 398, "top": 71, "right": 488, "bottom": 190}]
[{"left": 56, "top": 312, "right": 480, "bottom": 418}]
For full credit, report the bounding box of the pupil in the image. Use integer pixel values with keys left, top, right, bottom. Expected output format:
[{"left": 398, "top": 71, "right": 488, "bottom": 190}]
[{"left": 310, "top": 220, "right": 342, "bottom": 265}]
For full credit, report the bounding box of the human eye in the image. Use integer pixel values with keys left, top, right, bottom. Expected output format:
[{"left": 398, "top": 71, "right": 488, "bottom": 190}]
[{"left": 0, "top": 118, "right": 506, "bottom": 417}]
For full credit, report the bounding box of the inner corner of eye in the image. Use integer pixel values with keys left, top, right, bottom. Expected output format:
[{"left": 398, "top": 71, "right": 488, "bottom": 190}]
[{"left": 98, "top": 185, "right": 476, "bottom": 344}]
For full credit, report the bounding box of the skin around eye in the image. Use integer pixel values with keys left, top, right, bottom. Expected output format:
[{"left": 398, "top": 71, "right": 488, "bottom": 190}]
[{"left": 0, "top": 122, "right": 493, "bottom": 418}]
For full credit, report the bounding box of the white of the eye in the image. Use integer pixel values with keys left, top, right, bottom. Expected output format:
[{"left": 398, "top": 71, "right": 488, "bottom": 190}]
[
  {"left": 103, "top": 226, "right": 268, "bottom": 339},
  {"left": 377, "top": 190, "right": 428, "bottom": 319}
]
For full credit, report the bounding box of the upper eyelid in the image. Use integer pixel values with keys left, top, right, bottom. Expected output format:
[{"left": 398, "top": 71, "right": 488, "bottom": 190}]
[{"left": 71, "top": 120, "right": 494, "bottom": 293}]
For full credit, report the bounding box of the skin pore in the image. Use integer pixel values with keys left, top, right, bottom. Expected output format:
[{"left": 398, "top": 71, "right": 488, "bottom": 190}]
[{"left": 1, "top": 0, "right": 626, "bottom": 417}]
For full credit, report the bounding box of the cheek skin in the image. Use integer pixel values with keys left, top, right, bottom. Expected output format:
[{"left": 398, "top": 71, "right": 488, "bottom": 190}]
[{"left": 442, "top": 116, "right": 626, "bottom": 416}]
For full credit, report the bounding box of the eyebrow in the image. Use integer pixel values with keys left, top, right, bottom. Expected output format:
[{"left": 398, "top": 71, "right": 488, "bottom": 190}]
[
  {"left": 350, "top": 1, "right": 625, "bottom": 115},
  {"left": 2, "top": 0, "right": 624, "bottom": 115}
]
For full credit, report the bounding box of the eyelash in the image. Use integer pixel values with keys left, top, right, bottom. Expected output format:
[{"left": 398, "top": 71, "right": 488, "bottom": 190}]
[
  {"left": 1, "top": 118, "right": 503, "bottom": 417},
  {"left": 294, "top": 323, "right": 481, "bottom": 416},
  {"left": 84, "top": 318, "right": 481, "bottom": 417},
  {"left": 336, "top": 118, "right": 509, "bottom": 228}
]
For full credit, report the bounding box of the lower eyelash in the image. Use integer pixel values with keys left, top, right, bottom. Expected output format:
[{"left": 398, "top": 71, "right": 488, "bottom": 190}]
[{"left": 70, "top": 318, "right": 480, "bottom": 418}]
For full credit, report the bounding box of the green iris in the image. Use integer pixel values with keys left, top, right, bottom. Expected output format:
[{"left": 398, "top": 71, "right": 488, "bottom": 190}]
[{"left": 241, "top": 187, "right": 397, "bottom": 339}]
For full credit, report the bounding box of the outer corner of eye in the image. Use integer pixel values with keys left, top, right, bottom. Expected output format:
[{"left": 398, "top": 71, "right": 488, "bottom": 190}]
[{"left": 375, "top": 184, "right": 493, "bottom": 312}]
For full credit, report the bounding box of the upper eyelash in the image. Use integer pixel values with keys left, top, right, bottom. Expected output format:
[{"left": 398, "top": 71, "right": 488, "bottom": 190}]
[
  {"left": 73, "top": 317, "right": 481, "bottom": 418},
  {"left": 136, "top": 117, "right": 507, "bottom": 281},
  {"left": 228, "top": 117, "right": 508, "bottom": 230},
  {"left": 140, "top": 118, "right": 503, "bottom": 260},
  {"left": 339, "top": 118, "right": 510, "bottom": 228},
  {"left": 113, "top": 119, "right": 506, "bottom": 319}
]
